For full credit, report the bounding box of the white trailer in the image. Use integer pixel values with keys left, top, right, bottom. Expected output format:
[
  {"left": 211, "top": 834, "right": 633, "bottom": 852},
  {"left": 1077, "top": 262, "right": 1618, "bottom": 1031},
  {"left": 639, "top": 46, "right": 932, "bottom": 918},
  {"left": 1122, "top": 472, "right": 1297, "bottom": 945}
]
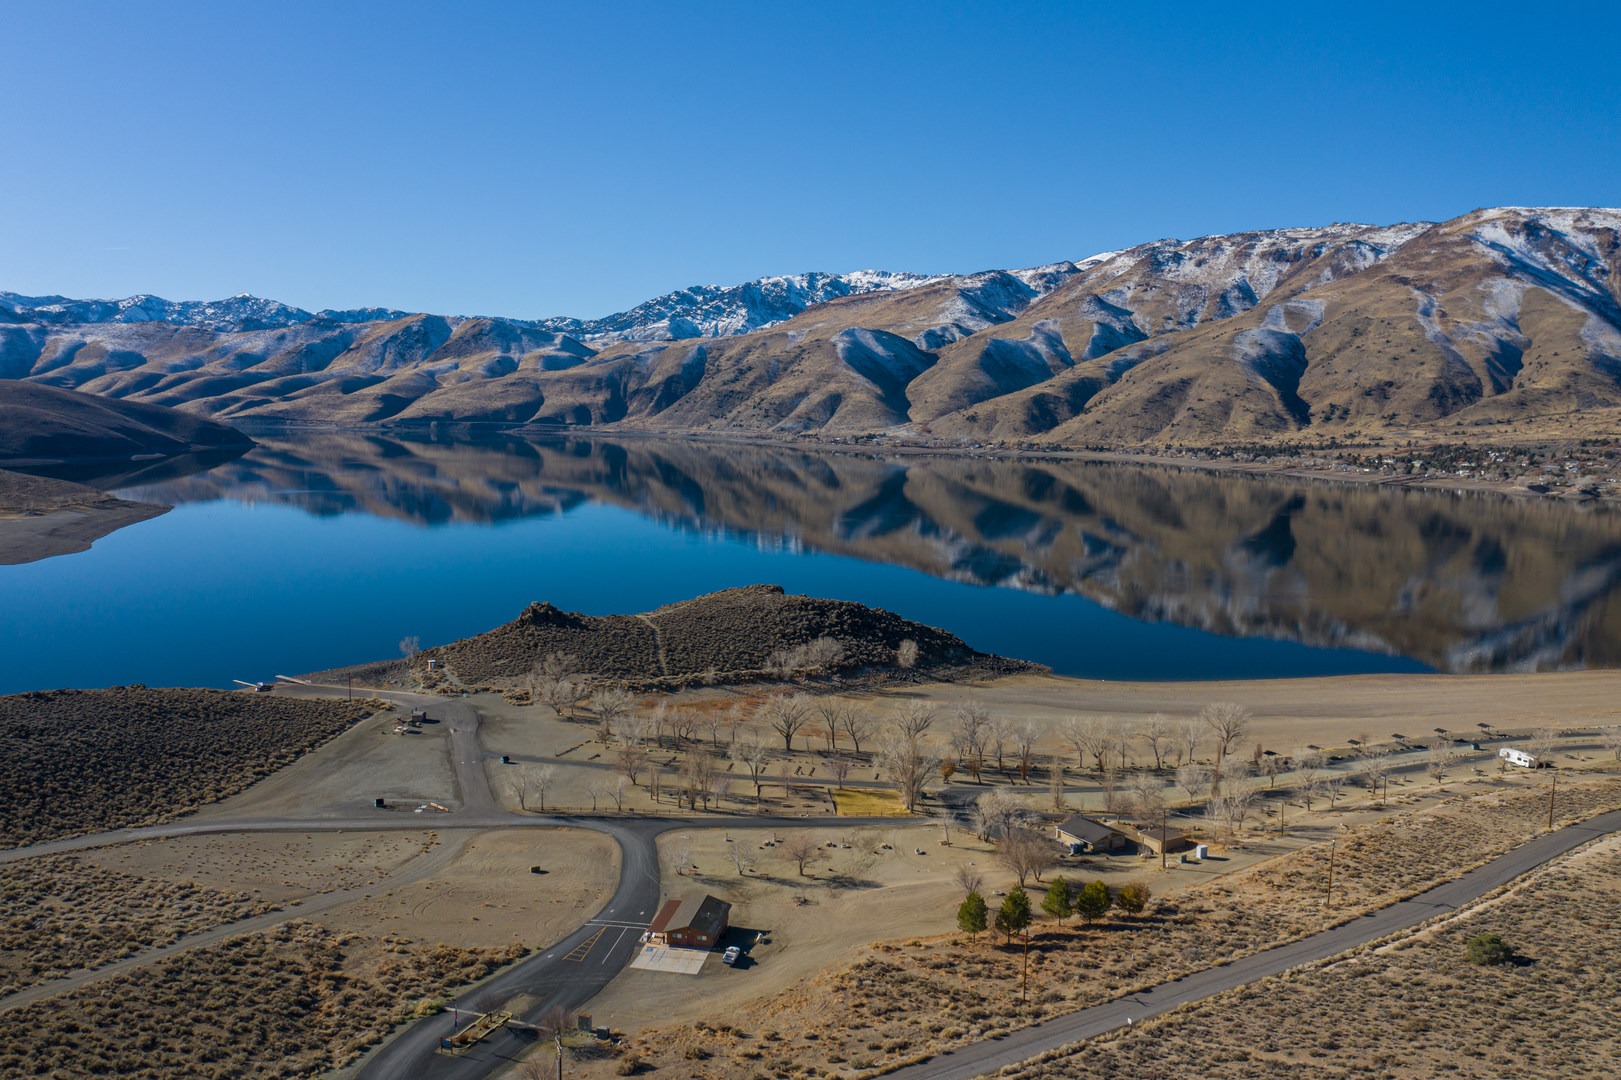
[{"left": 1498, "top": 747, "right": 1542, "bottom": 768}]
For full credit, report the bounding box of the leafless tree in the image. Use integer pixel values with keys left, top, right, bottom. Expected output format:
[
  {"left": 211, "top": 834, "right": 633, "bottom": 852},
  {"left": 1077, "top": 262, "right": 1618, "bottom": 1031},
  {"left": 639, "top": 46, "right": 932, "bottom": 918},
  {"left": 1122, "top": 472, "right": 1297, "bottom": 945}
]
[
  {"left": 617, "top": 743, "right": 648, "bottom": 787},
  {"left": 646, "top": 700, "right": 668, "bottom": 749},
  {"left": 1111, "top": 717, "right": 1139, "bottom": 772},
  {"left": 729, "top": 733, "right": 773, "bottom": 807},
  {"left": 1528, "top": 726, "right": 1560, "bottom": 759},
  {"left": 610, "top": 775, "right": 629, "bottom": 812},
  {"left": 1360, "top": 747, "right": 1392, "bottom": 804},
  {"left": 878, "top": 732, "right": 941, "bottom": 813},
  {"left": 986, "top": 714, "right": 1010, "bottom": 775},
  {"left": 537, "top": 674, "right": 578, "bottom": 719},
  {"left": 839, "top": 710, "right": 876, "bottom": 757},
  {"left": 1200, "top": 702, "right": 1250, "bottom": 769},
  {"left": 952, "top": 700, "right": 992, "bottom": 783},
  {"left": 672, "top": 834, "right": 694, "bottom": 876},
  {"left": 683, "top": 751, "right": 718, "bottom": 810},
  {"left": 726, "top": 843, "right": 755, "bottom": 876},
  {"left": 894, "top": 702, "right": 938, "bottom": 740},
  {"left": 613, "top": 712, "right": 650, "bottom": 747},
  {"left": 1049, "top": 756, "right": 1067, "bottom": 810},
  {"left": 1138, "top": 713, "right": 1172, "bottom": 771},
  {"left": 1131, "top": 774, "right": 1168, "bottom": 820},
  {"left": 932, "top": 806, "right": 957, "bottom": 844},
  {"left": 997, "top": 826, "right": 1058, "bottom": 886},
  {"left": 1427, "top": 739, "right": 1461, "bottom": 784},
  {"left": 1059, "top": 716, "right": 1111, "bottom": 776},
  {"left": 668, "top": 708, "right": 701, "bottom": 747},
  {"left": 896, "top": 638, "right": 919, "bottom": 669},
  {"left": 586, "top": 778, "right": 613, "bottom": 812},
  {"left": 590, "top": 689, "right": 632, "bottom": 742},
  {"left": 1175, "top": 763, "right": 1213, "bottom": 804},
  {"left": 1175, "top": 717, "right": 1203, "bottom": 766},
  {"left": 1207, "top": 781, "right": 1259, "bottom": 837},
  {"left": 1258, "top": 751, "right": 1286, "bottom": 788},
  {"left": 954, "top": 864, "right": 985, "bottom": 897},
  {"left": 529, "top": 764, "right": 557, "bottom": 812},
  {"left": 1013, "top": 719, "right": 1040, "bottom": 783},
  {"left": 1602, "top": 726, "right": 1621, "bottom": 761},
  {"left": 699, "top": 708, "right": 728, "bottom": 748},
  {"left": 762, "top": 694, "right": 812, "bottom": 752},
  {"left": 972, "top": 787, "right": 1025, "bottom": 841},
  {"left": 399, "top": 635, "right": 421, "bottom": 658},
  {"left": 781, "top": 834, "right": 824, "bottom": 876},
  {"left": 1321, "top": 772, "right": 1346, "bottom": 810},
  {"left": 814, "top": 698, "right": 853, "bottom": 756},
  {"left": 827, "top": 752, "right": 853, "bottom": 788}
]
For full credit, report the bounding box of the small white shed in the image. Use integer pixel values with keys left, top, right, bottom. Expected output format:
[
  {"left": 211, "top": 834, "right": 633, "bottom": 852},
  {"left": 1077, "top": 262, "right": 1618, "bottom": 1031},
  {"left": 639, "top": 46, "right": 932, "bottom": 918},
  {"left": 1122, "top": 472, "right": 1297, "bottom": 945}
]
[{"left": 1498, "top": 747, "right": 1541, "bottom": 768}]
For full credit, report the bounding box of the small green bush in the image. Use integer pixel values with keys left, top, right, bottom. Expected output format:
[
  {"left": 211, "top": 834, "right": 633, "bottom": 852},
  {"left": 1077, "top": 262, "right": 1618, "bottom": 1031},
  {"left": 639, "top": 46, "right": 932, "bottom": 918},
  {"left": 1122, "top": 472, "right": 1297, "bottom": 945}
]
[{"left": 1464, "top": 933, "right": 1516, "bottom": 966}]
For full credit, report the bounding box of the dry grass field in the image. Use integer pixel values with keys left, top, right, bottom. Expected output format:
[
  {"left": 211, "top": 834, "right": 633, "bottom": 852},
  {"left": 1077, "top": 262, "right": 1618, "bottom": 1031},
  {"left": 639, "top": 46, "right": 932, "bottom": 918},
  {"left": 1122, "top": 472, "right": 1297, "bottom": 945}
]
[
  {"left": 0, "top": 854, "right": 272, "bottom": 996},
  {"left": 0, "top": 920, "right": 523, "bottom": 1079},
  {"left": 574, "top": 773, "right": 1621, "bottom": 1079},
  {"left": 0, "top": 688, "right": 376, "bottom": 846},
  {"left": 1000, "top": 835, "right": 1621, "bottom": 1079}
]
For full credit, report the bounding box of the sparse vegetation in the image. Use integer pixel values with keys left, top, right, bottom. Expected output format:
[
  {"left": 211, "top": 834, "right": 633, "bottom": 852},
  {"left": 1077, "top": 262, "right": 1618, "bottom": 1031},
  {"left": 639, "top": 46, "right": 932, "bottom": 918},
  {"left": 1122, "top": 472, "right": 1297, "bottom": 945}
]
[{"left": 0, "top": 687, "right": 374, "bottom": 847}]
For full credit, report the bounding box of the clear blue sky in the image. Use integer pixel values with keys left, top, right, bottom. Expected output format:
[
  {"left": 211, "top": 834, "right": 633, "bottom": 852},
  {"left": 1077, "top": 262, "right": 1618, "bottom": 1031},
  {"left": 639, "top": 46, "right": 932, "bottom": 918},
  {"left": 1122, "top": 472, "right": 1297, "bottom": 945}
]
[{"left": 4, "top": 1, "right": 1618, "bottom": 320}]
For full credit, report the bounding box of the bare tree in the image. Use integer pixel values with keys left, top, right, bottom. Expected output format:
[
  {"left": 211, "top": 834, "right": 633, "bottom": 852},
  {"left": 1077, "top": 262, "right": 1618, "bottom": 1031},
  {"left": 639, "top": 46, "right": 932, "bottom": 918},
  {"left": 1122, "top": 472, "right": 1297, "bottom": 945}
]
[
  {"left": 586, "top": 778, "right": 612, "bottom": 812},
  {"left": 839, "top": 710, "right": 876, "bottom": 757},
  {"left": 986, "top": 714, "right": 1010, "bottom": 775},
  {"left": 896, "top": 639, "right": 919, "bottom": 669},
  {"left": 590, "top": 689, "right": 632, "bottom": 742},
  {"left": 1049, "top": 756, "right": 1067, "bottom": 810},
  {"left": 672, "top": 834, "right": 694, "bottom": 876},
  {"left": 1111, "top": 717, "right": 1139, "bottom": 772},
  {"left": 1321, "top": 772, "right": 1346, "bottom": 810},
  {"left": 1059, "top": 716, "right": 1111, "bottom": 776},
  {"left": 726, "top": 843, "right": 755, "bottom": 876},
  {"left": 954, "top": 864, "right": 985, "bottom": 897},
  {"left": 617, "top": 743, "right": 649, "bottom": 787},
  {"left": 877, "top": 732, "right": 941, "bottom": 813},
  {"left": 1013, "top": 719, "right": 1040, "bottom": 783},
  {"left": 1138, "top": 714, "right": 1172, "bottom": 771},
  {"left": 781, "top": 834, "right": 824, "bottom": 876},
  {"left": 1200, "top": 702, "right": 1250, "bottom": 769},
  {"left": 530, "top": 652, "right": 582, "bottom": 718},
  {"left": 1602, "top": 726, "right": 1621, "bottom": 761},
  {"left": 668, "top": 709, "right": 699, "bottom": 747},
  {"left": 827, "top": 753, "right": 853, "bottom": 789},
  {"left": 530, "top": 764, "right": 557, "bottom": 813},
  {"left": 762, "top": 694, "right": 812, "bottom": 752},
  {"left": 682, "top": 751, "right": 718, "bottom": 810},
  {"left": 399, "top": 635, "right": 421, "bottom": 658},
  {"left": 1528, "top": 726, "right": 1560, "bottom": 760},
  {"left": 952, "top": 700, "right": 991, "bottom": 783},
  {"left": 700, "top": 708, "right": 728, "bottom": 748},
  {"left": 537, "top": 674, "right": 578, "bottom": 719},
  {"left": 1427, "top": 739, "right": 1460, "bottom": 784},
  {"left": 1207, "top": 781, "right": 1259, "bottom": 837},
  {"left": 1175, "top": 717, "right": 1203, "bottom": 767},
  {"left": 1175, "top": 763, "right": 1213, "bottom": 804},
  {"left": 894, "top": 702, "right": 938, "bottom": 740},
  {"left": 1360, "top": 747, "right": 1393, "bottom": 804},
  {"left": 972, "top": 787, "right": 1026, "bottom": 841},
  {"left": 1258, "top": 751, "right": 1286, "bottom": 788},
  {"left": 1131, "top": 774, "right": 1168, "bottom": 820},
  {"left": 729, "top": 733, "right": 773, "bottom": 808},
  {"left": 931, "top": 806, "right": 957, "bottom": 844},
  {"left": 996, "top": 826, "right": 1058, "bottom": 886},
  {"left": 814, "top": 698, "right": 853, "bottom": 756},
  {"left": 610, "top": 775, "right": 629, "bottom": 811}
]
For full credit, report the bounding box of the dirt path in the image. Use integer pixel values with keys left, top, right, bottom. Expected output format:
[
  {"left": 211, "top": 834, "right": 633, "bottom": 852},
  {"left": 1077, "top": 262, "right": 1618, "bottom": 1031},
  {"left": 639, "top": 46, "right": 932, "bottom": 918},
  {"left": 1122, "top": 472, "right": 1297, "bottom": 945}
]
[{"left": 636, "top": 614, "right": 670, "bottom": 676}]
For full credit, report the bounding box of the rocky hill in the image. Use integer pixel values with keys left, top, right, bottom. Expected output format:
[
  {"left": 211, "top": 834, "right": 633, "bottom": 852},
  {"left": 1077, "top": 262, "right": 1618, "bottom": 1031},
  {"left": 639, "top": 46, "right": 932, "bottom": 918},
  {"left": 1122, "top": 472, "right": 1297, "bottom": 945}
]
[
  {"left": 0, "top": 381, "right": 252, "bottom": 464},
  {"left": 3, "top": 207, "right": 1617, "bottom": 445},
  {"left": 422, "top": 584, "right": 1032, "bottom": 687}
]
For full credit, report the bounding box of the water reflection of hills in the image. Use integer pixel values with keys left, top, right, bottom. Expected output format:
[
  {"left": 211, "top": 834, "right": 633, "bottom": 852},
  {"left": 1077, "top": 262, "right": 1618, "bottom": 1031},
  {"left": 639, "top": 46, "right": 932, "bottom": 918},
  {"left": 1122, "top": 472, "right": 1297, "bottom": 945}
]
[{"left": 123, "top": 431, "right": 1621, "bottom": 674}]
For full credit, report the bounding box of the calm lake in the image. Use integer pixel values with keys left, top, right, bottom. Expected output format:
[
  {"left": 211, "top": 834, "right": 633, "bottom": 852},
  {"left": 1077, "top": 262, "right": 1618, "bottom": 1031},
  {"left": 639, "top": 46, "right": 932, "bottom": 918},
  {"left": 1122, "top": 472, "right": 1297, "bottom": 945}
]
[{"left": 5, "top": 430, "right": 1621, "bottom": 694}]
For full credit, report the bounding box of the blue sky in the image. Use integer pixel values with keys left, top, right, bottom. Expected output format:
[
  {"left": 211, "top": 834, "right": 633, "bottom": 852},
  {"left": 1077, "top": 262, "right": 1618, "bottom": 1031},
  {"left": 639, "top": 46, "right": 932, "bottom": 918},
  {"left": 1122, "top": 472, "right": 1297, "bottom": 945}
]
[{"left": 3, "top": 1, "right": 1617, "bottom": 320}]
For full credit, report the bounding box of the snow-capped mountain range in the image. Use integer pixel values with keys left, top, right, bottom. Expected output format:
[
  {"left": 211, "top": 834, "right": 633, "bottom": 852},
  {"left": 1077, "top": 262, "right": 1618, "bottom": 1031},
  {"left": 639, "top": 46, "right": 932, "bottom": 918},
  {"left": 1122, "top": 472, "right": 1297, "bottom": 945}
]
[{"left": 3, "top": 207, "right": 1618, "bottom": 447}]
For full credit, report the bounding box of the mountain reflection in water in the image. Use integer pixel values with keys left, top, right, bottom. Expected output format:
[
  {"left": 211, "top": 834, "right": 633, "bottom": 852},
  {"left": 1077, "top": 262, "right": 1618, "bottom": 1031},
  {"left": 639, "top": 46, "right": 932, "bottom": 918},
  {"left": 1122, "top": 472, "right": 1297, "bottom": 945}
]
[{"left": 115, "top": 430, "right": 1621, "bottom": 675}]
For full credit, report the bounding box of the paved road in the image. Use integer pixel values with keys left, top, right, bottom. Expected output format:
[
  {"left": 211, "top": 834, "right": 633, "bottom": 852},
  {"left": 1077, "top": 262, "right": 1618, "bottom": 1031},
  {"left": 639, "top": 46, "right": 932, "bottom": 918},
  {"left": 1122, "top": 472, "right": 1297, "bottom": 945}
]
[{"left": 886, "top": 806, "right": 1621, "bottom": 1080}]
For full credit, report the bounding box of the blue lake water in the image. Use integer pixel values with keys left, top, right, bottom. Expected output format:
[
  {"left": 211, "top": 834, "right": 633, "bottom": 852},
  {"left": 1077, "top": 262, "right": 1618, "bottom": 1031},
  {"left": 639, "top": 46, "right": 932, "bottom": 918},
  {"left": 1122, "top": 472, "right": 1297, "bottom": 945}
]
[{"left": 5, "top": 431, "right": 1618, "bottom": 693}]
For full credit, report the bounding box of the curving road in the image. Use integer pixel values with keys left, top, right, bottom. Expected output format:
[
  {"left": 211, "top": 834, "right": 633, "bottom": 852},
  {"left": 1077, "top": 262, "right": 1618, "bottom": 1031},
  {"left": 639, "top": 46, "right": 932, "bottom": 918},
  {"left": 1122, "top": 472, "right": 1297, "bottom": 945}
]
[{"left": 886, "top": 807, "right": 1621, "bottom": 1080}]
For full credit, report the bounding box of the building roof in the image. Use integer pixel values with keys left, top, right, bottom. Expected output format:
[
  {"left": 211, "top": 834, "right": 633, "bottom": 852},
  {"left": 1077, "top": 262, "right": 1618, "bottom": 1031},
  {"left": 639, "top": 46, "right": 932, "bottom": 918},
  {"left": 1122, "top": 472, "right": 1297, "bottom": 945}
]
[
  {"left": 648, "top": 894, "right": 731, "bottom": 937},
  {"left": 1054, "top": 814, "right": 1119, "bottom": 845}
]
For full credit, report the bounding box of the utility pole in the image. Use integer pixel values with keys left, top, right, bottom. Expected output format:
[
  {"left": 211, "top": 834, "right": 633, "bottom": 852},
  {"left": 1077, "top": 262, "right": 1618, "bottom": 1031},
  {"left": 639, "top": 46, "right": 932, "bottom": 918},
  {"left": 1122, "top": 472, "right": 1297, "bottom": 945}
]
[
  {"left": 1324, "top": 839, "right": 1336, "bottom": 908},
  {"left": 1160, "top": 809, "right": 1168, "bottom": 870},
  {"left": 1548, "top": 772, "right": 1557, "bottom": 830}
]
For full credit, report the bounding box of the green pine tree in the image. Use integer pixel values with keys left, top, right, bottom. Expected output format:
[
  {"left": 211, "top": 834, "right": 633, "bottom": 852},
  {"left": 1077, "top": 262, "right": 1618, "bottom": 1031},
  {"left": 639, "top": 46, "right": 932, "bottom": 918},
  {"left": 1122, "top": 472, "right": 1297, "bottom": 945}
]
[
  {"left": 957, "top": 890, "right": 989, "bottom": 938},
  {"left": 995, "top": 885, "right": 1033, "bottom": 944},
  {"left": 1041, "top": 876, "right": 1074, "bottom": 919},
  {"left": 1074, "top": 879, "right": 1111, "bottom": 924}
]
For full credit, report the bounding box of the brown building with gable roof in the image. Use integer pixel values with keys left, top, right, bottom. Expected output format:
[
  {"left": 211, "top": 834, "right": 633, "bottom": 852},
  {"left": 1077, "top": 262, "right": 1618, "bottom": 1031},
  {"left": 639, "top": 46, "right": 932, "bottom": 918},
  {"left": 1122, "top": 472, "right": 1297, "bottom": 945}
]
[{"left": 647, "top": 894, "right": 731, "bottom": 949}]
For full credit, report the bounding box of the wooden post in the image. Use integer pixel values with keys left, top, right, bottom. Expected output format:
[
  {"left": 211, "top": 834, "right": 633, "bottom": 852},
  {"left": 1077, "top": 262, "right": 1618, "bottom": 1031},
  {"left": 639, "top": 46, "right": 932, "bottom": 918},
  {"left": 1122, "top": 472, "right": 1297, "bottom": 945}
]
[
  {"left": 1325, "top": 839, "right": 1336, "bottom": 908},
  {"left": 1548, "top": 772, "right": 1557, "bottom": 830},
  {"left": 1160, "top": 810, "right": 1168, "bottom": 871},
  {"left": 1020, "top": 929, "right": 1030, "bottom": 1005}
]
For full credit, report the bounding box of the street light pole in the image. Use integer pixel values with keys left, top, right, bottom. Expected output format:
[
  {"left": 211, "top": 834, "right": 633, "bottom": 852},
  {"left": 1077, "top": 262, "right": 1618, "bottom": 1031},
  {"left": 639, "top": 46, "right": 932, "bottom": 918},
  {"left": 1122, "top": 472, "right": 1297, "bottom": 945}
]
[{"left": 1325, "top": 839, "right": 1337, "bottom": 908}]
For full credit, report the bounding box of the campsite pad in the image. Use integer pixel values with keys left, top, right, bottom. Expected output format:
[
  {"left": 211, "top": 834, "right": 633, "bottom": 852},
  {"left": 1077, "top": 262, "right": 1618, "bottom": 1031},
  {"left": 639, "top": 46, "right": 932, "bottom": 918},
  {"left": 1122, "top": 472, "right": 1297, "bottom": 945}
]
[{"left": 628, "top": 944, "right": 710, "bottom": 975}]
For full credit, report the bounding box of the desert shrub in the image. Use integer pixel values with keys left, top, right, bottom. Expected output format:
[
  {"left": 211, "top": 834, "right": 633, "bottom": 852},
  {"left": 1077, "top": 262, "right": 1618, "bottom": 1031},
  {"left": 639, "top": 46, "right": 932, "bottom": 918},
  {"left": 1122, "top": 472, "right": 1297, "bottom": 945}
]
[
  {"left": 1116, "top": 880, "right": 1153, "bottom": 915},
  {"left": 0, "top": 688, "right": 374, "bottom": 847},
  {"left": 1464, "top": 933, "right": 1516, "bottom": 966}
]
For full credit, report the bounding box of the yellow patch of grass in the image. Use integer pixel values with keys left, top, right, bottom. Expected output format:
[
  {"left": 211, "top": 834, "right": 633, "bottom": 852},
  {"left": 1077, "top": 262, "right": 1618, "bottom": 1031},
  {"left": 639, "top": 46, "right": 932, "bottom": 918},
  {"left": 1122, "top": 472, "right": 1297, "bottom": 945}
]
[{"left": 831, "top": 788, "right": 911, "bottom": 817}]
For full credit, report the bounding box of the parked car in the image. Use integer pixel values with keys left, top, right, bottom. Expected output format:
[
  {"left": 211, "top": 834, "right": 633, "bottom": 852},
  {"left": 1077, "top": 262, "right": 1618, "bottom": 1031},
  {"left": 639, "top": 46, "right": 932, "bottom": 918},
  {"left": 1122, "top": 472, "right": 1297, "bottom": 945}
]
[{"left": 722, "top": 946, "right": 741, "bottom": 966}]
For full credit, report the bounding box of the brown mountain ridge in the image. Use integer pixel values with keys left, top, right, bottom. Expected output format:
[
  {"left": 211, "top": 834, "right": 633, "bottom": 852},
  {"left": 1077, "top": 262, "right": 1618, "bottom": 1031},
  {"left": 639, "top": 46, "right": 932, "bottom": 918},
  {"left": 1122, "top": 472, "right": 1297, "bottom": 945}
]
[{"left": 3, "top": 207, "right": 1617, "bottom": 447}]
